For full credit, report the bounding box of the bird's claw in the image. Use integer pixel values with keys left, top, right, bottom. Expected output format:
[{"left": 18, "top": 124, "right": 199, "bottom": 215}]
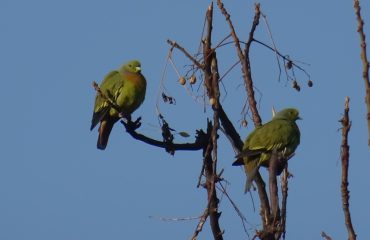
[
  {"left": 134, "top": 117, "right": 142, "bottom": 126},
  {"left": 121, "top": 116, "right": 142, "bottom": 131}
]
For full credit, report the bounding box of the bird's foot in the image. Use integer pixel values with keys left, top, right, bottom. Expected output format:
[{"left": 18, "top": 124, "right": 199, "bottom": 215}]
[{"left": 121, "top": 116, "right": 142, "bottom": 131}]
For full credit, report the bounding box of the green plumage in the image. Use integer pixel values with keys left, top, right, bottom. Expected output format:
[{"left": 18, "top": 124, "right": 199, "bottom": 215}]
[
  {"left": 90, "top": 60, "right": 147, "bottom": 150},
  {"left": 233, "top": 108, "right": 301, "bottom": 192}
]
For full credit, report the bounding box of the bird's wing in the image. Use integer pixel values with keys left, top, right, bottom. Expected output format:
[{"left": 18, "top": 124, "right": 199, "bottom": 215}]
[
  {"left": 235, "top": 148, "right": 264, "bottom": 159},
  {"left": 90, "top": 71, "right": 123, "bottom": 130},
  {"left": 245, "top": 119, "right": 291, "bottom": 152}
]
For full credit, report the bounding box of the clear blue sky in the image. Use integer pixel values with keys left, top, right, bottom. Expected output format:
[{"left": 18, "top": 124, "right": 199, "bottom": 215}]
[{"left": 1, "top": 0, "right": 369, "bottom": 239}]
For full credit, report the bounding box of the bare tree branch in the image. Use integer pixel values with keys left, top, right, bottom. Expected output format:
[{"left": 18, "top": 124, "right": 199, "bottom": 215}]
[
  {"left": 216, "top": 0, "right": 262, "bottom": 127},
  {"left": 216, "top": 3, "right": 278, "bottom": 238},
  {"left": 339, "top": 97, "right": 356, "bottom": 240},
  {"left": 164, "top": 5, "right": 225, "bottom": 239},
  {"left": 218, "top": 104, "right": 243, "bottom": 151},
  {"left": 167, "top": 39, "right": 204, "bottom": 70},
  {"left": 191, "top": 208, "right": 209, "bottom": 240},
  {"left": 254, "top": 173, "right": 270, "bottom": 231},
  {"left": 279, "top": 166, "right": 289, "bottom": 240},
  {"left": 217, "top": 182, "right": 250, "bottom": 237},
  {"left": 201, "top": 4, "right": 224, "bottom": 239},
  {"left": 268, "top": 150, "right": 280, "bottom": 224},
  {"left": 122, "top": 119, "right": 207, "bottom": 152},
  {"left": 353, "top": 0, "right": 370, "bottom": 146}
]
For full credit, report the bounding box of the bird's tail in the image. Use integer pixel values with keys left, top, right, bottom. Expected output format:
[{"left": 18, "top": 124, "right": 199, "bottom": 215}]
[
  {"left": 97, "top": 119, "right": 115, "bottom": 150},
  {"left": 244, "top": 160, "right": 259, "bottom": 193}
]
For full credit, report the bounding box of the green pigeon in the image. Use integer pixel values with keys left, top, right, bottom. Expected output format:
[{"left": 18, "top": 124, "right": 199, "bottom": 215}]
[
  {"left": 90, "top": 60, "right": 147, "bottom": 150},
  {"left": 233, "top": 108, "right": 301, "bottom": 192}
]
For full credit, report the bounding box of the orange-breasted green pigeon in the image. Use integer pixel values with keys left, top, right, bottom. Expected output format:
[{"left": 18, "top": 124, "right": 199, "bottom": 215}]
[
  {"left": 233, "top": 108, "right": 301, "bottom": 192},
  {"left": 90, "top": 60, "right": 147, "bottom": 150}
]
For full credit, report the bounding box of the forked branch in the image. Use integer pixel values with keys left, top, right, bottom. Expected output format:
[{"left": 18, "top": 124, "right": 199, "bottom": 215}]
[{"left": 217, "top": 0, "right": 262, "bottom": 127}]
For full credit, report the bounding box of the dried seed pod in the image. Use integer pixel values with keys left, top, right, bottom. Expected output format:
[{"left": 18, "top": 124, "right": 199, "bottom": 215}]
[
  {"left": 286, "top": 60, "right": 293, "bottom": 70},
  {"left": 292, "top": 80, "right": 301, "bottom": 92},
  {"left": 189, "top": 75, "right": 196, "bottom": 84},
  {"left": 179, "top": 76, "right": 186, "bottom": 85},
  {"left": 307, "top": 79, "right": 313, "bottom": 87},
  {"left": 242, "top": 119, "right": 248, "bottom": 128},
  {"left": 209, "top": 97, "right": 216, "bottom": 106}
]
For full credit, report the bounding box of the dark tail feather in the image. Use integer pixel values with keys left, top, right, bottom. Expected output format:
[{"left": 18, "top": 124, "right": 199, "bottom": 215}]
[
  {"left": 244, "top": 161, "right": 259, "bottom": 193},
  {"left": 244, "top": 168, "right": 257, "bottom": 193},
  {"left": 97, "top": 119, "right": 115, "bottom": 150}
]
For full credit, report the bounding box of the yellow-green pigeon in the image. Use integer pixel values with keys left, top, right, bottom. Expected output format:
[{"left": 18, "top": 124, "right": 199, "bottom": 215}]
[
  {"left": 90, "top": 60, "right": 147, "bottom": 150},
  {"left": 233, "top": 108, "right": 301, "bottom": 192}
]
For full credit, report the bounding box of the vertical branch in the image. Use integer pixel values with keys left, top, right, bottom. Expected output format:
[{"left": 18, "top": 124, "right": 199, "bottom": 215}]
[
  {"left": 243, "top": 3, "right": 262, "bottom": 127},
  {"left": 353, "top": 0, "right": 370, "bottom": 146},
  {"left": 217, "top": 2, "right": 273, "bottom": 237},
  {"left": 279, "top": 165, "right": 289, "bottom": 239},
  {"left": 254, "top": 173, "right": 271, "bottom": 230},
  {"left": 208, "top": 54, "right": 223, "bottom": 240},
  {"left": 339, "top": 97, "right": 356, "bottom": 240},
  {"left": 204, "top": 130, "right": 223, "bottom": 240},
  {"left": 203, "top": 3, "right": 223, "bottom": 240},
  {"left": 166, "top": 4, "right": 226, "bottom": 239},
  {"left": 268, "top": 150, "right": 280, "bottom": 223},
  {"left": 203, "top": 4, "right": 214, "bottom": 99}
]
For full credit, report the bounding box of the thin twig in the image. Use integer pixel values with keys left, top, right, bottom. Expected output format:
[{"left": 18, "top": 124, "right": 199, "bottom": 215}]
[
  {"left": 92, "top": 81, "right": 121, "bottom": 113},
  {"left": 218, "top": 182, "right": 250, "bottom": 238},
  {"left": 168, "top": 56, "right": 182, "bottom": 78},
  {"left": 149, "top": 215, "right": 201, "bottom": 222},
  {"left": 339, "top": 97, "right": 356, "bottom": 240},
  {"left": 252, "top": 39, "right": 311, "bottom": 80},
  {"left": 218, "top": 59, "right": 241, "bottom": 83},
  {"left": 191, "top": 208, "right": 209, "bottom": 240},
  {"left": 167, "top": 39, "right": 204, "bottom": 70},
  {"left": 260, "top": 13, "right": 282, "bottom": 82},
  {"left": 321, "top": 231, "right": 333, "bottom": 240},
  {"left": 353, "top": 0, "right": 370, "bottom": 146}
]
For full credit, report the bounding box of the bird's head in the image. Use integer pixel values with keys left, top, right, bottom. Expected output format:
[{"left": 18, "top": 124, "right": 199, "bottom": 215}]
[
  {"left": 122, "top": 60, "right": 142, "bottom": 73},
  {"left": 273, "top": 108, "right": 301, "bottom": 121}
]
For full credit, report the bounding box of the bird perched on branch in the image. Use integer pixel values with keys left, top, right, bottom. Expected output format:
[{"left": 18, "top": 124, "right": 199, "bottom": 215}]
[
  {"left": 233, "top": 108, "right": 301, "bottom": 192},
  {"left": 90, "top": 60, "right": 147, "bottom": 150}
]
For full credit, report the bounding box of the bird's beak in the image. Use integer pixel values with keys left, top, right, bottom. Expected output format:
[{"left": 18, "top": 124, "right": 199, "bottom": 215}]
[
  {"left": 135, "top": 67, "right": 141, "bottom": 72},
  {"left": 297, "top": 116, "right": 303, "bottom": 120}
]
